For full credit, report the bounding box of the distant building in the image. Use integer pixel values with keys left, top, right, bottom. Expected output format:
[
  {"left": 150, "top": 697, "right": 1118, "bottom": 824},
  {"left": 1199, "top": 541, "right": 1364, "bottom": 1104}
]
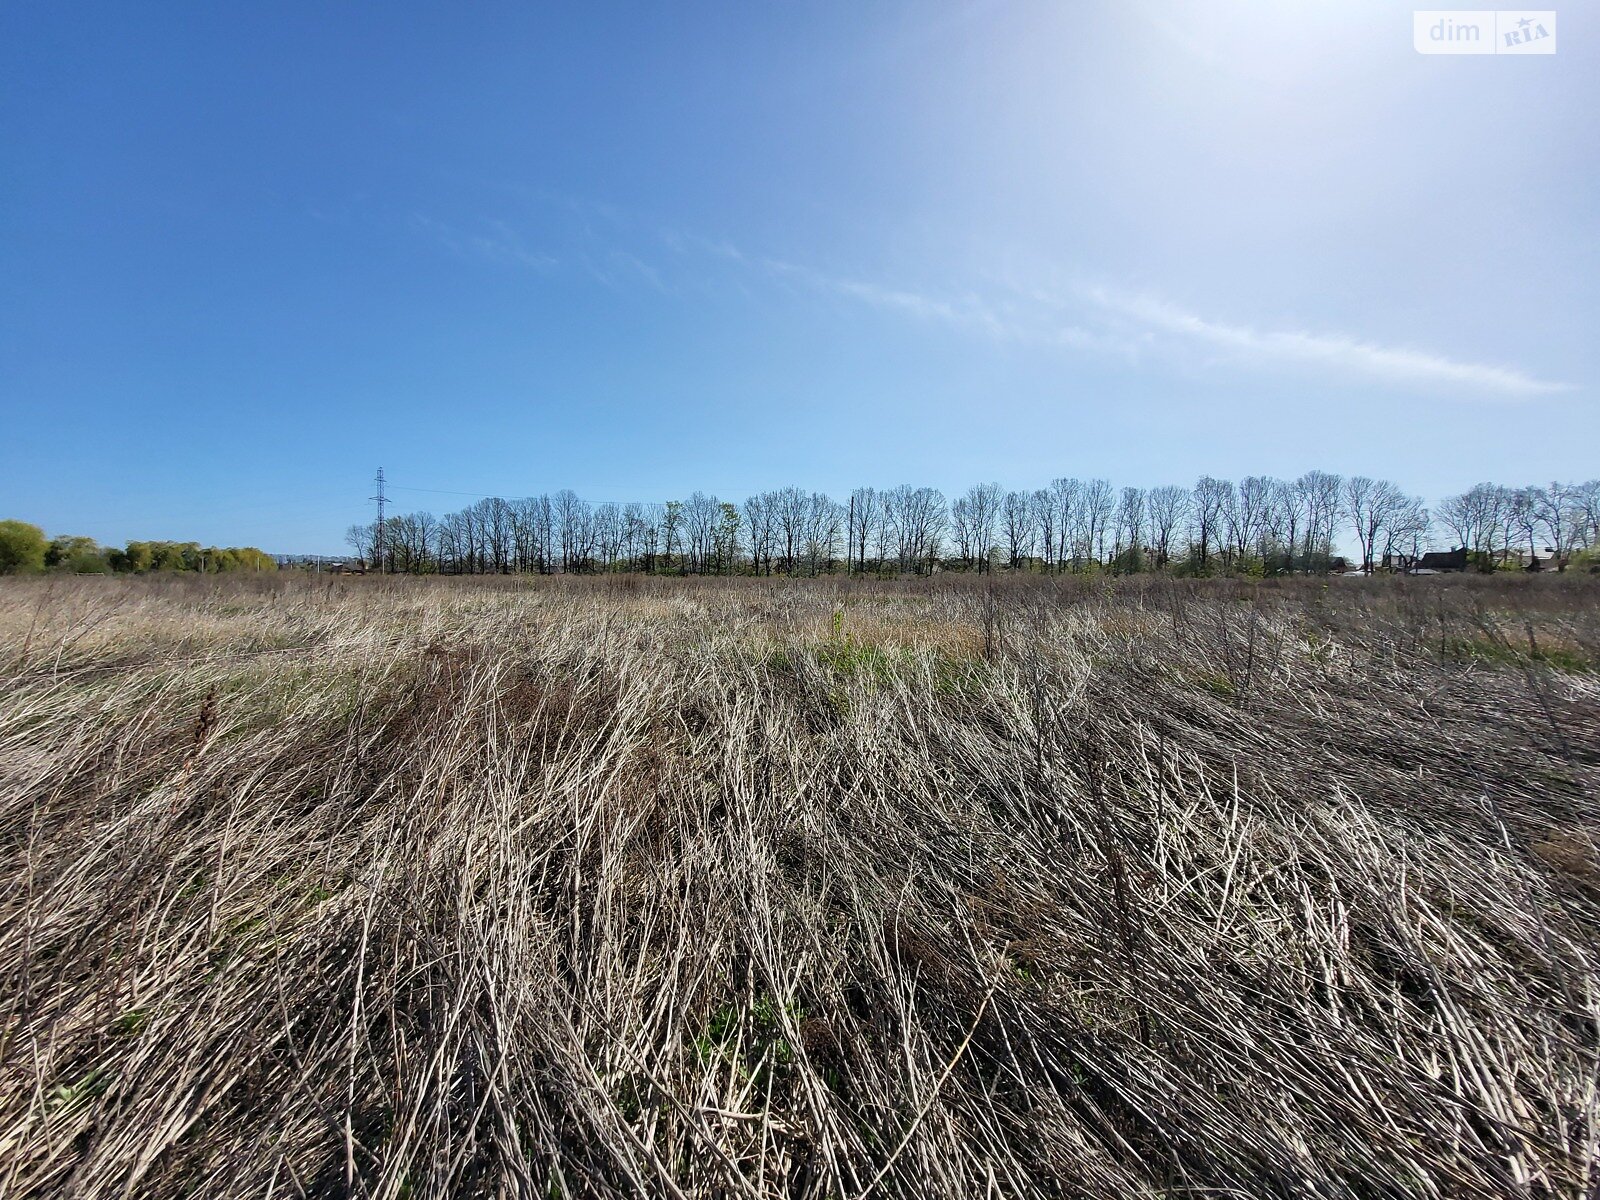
[
  {"left": 1507, "top": 546, "right": 1569, "bottom": 572},
  {"left": 274, "top": 555, "right": 367, "bottom": 574},
  {"left": 1415, "top": 547, "right": 1469, "bottom": 572}
]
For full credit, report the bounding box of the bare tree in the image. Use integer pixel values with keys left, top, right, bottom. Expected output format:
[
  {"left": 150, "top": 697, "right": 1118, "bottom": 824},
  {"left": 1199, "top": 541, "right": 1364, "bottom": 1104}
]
[
  {"left": 1003, "top": 491, "right": 1035, "bottom": 569},
  {"left": 550, "top": 490, "right": 586, "bottom": 571},
  {"left": 1228, "top": 476, "right": 1273, "bottom": 565},
  {"left": 1147, "top": 485, "right": 1189, "bottom": 569},
  {"left": 1381, "top": 495, "right": 1432, "bottom": 569},
  {"left": 510, "top": 498, "right": 539, "bottom": 573},
  {"left": 950, "top": 495, "right": 977, "bottom": 570},
  {"left": 435, "top": 513, "right": 466, "bottom": 574},
  {"left": 322, "top": 471, "right": 1594, "bottom": 580},
  {"left": 345, "top": 522, "right": 378, "bottom": 570},
  {"left": 682, "top": 491, "right": 721, "bottom": 574},
  {"left": 846, "top": 487, "right": 877, "bottom": 575},
  {"left": 387, "top": 511, "right": 436, "bottom": 574},
  {"left": 1048, "top": 478, "right": 1082, "bottom": 570},
  {"left": 1267, "top": 478, "right": 1302, "bottom": 574},
  {"left": 1437, "top": 483, "right": 1506, "bottom": 563},
  {"left": 1295, "top": 471, "right": 1343, "bottom": 573},
  {"left": 1506, "top": 487, "right": 1540, "bottom": 562},
  {"left": 1081, "top": 479, "right": 1115, "bottom": 566},
  {"left": 621, "top": 501, "right": 649, "bottom": 570},
  {"left": 1530, "top": 482, "right": 1580, "bottom": 566},
  {"left": 743, "top": 494, "right": 775, "bottom": 576},
  {"left": 1574, "top": 480, "right": 1600, "bottom": 549},
  {"left": 886, "top": 485, "right": 947, "bottom": 575},
  {"left": 1191, "top": 476, "right": 1228, "bottom": 571},
  {"left": 1344, "top": 477, "right": 1409, "bottom": 573},
  {"left": 593, "top": 502, "right": 623, "bottom": 571},
  {"left": 1114, "top": 487, "right": 1146, "bottom": 570},
  {"left": 769, "top": 487, "right": 808, "bottom": 574},
  {"left": 953, "top": 483, "right": 1002, "bottom": 573},
  {"left": 802, "top": 493, "right": 842, "bottom": 575},
  {"left": 1031, "top": 489, "right": 1058, "bottom": 572}
]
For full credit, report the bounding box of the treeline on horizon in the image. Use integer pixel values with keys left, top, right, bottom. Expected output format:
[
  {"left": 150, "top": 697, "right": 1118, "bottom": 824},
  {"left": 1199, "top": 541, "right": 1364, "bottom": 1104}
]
[
  {"left": 345, "top": 475, "right": 1600, "bottom": 578},
  {"left": 0, "top": 521, "right": 274, "bottom": 576}
]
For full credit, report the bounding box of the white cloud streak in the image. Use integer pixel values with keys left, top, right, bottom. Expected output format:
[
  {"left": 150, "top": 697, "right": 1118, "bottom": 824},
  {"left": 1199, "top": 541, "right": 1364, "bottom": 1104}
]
[
  {"left": 1091, "top": 289, "right": 1571, "bottom": 399},
  {"left": 698, "top": 233, "right": 1569, "bottom": 399},
  {"left": 412, "top": 205, "right": 1570, "bottom": 400},
  {"left": 412, "top": 214, "right": 557, "bottom": 272},
  {"left": 742, "top": 251, "right": 1122, "bottom": 354}
]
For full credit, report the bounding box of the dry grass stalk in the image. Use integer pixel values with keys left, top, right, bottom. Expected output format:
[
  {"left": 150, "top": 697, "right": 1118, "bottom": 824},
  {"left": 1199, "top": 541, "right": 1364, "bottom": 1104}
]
[{"left": 0, "top": 571, "right": 1596, "bottom": 1198}]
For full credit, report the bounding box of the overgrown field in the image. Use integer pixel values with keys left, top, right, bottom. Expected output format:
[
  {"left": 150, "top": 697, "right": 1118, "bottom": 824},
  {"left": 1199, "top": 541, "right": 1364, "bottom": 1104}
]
[{"left": 2, "top": 573, "right": 1598, "bottom": 1199}]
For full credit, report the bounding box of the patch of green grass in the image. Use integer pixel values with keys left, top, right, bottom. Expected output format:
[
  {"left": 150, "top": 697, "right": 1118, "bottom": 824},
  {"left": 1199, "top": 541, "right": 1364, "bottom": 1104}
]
[
  {"left": 208, "top": 912, "right": 268, "bottom": 968},
  {"left": 694, "top": 1003, "right": 738, "bottom": 1062},
  {"left": 817, "top": 640, "right": 897, "bottom": 686},
  {"left": 608, "top": 1073, "right": 649, "bottom": 1123},
  {"left": 1440, "top": 636, "right": 1592, "bottom": 673},
  {"left": 1531, "top": 646, "right": 1591, "bottom": 672},
  {"left": 929, "top": 650, "right": 986, "bottom": 698},
  {"left": 692, "top": 995, "right": 804, "bottom": 1085},
  {"left": 269, "top": 871, "right": 336, "bottom": 907},
  {"left": 1440, "top": 636, "right": 1521, "bottom": 668},
  {"left": 48, "top": 1067, "right": 110, "bottom": 1116}
]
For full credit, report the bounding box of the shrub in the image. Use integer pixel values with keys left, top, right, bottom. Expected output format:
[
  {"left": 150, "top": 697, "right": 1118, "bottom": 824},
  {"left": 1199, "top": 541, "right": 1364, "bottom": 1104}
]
[{"left": 0, "top": 519, "right": 46, "bottom": 574}]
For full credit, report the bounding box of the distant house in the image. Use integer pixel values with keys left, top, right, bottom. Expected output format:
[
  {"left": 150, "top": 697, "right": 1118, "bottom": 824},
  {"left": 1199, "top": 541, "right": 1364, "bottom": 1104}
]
[
  {"left": 277, "top": 555, "right": 367, "bottom": 574},
  {"left": 1506, "top": 546, "right": 1569, "bottom": 572},
  {"left": 1376, "top": 547, "right": 1469, "bottom": 574},
  {"left": 1415, "top": 547, "right": 1469, "bottom": 572}
]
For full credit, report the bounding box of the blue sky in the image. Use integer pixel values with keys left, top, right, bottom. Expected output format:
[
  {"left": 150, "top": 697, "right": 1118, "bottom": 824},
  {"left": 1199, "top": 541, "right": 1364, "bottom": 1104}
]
[{"left": 2, "top": 1, "right": 1594, "bottom": 552}]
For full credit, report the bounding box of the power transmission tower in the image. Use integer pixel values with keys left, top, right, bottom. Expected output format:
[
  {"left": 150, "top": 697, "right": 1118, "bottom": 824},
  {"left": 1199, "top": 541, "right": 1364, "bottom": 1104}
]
[{"left": 371, "top": 467, "right": 387, "bottom": 574}]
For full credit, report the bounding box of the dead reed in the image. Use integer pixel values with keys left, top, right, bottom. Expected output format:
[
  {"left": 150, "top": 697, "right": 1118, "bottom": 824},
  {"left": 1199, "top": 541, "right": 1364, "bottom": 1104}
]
[{"left": 1, "top": 572, "right": 1596, "bottom": 1198}]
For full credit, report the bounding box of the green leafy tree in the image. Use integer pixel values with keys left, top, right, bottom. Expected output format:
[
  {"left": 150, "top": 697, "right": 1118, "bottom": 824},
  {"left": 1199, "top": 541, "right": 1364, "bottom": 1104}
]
[
  {"left": 661, "top": 500, "right": 683, "bottom": 573},
  {"left": 119, "top": 542, "right": 155, "bottom": 572},
  {"left": 46, "top": 535, "right": 101, "bottom": 570},
  {"left": 0, "top": 520, "right": 47, "bottom": 574},
  {"left": 104, "top": 540, "right": 272, "bottom": 573},
  {"left": 716, "top": 502, "right": 742, "bottom": 575},
  {"left": 149, "top": 542, "right": 198, "bottom": 571}
]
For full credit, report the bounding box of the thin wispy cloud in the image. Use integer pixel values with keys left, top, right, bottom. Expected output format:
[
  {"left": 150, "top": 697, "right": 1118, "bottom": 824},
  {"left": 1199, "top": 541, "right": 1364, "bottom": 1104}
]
[
  {"left": 413, "top": 203, "right": 1569, "bottom": 400},
  {"left": 579, "top": 247, "right": 671, "bottom": 294},
  {"left": 730, "top": 247, "right": 1122, "bottom": 354},
  {"left": 1091, "top": 289, "right": 1571, "bottom": 400},
  {"left": 694, "top": 242, "right": 1562, "bottom": 399},
  {"left": 760, "top": 255, "right": 1001, "bottom": 334},
  {"left": 675, "top": 229, "right": 1571, "bottom": 400},
  {"left": 412, "top": 214, "right": 558, "bottom": 272}
]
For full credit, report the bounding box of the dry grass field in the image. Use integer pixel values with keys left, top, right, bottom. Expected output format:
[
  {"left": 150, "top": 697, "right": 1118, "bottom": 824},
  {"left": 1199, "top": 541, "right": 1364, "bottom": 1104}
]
[{"left": 2, "top": 572, "right": 1598, "bottom": 1199}]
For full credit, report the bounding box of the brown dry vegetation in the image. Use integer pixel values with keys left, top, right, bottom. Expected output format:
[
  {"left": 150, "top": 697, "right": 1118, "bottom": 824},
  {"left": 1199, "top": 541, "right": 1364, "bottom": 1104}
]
[{"left": 1, "top": 572, "right": 1598, "bottom": 1199}]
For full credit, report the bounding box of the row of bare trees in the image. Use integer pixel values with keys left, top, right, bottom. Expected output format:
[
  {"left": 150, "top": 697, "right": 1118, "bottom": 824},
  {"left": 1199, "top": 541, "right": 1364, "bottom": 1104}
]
[
  {"left": 1435, "top": 481, "right": 1598, "bottom": 565},
  {"left": 345, "top": 476, "right": 1600, "bottom": 576}
]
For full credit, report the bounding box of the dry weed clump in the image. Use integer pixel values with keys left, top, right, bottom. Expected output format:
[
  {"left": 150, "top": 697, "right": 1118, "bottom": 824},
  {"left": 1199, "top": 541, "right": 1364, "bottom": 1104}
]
[{"left": 0, "top": 572, "right": 1597, "bottom": 1199}]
